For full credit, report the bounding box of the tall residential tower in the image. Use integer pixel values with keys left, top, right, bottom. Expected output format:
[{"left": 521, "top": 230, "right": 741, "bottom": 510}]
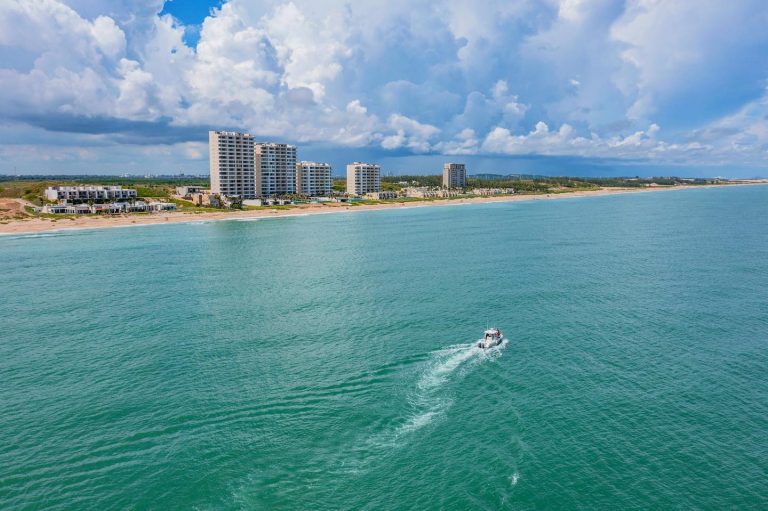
[
  {"left": 209, "top": 131, "right": 256, "bottom": 198},
  {"left": 443, "top": 163, "right": 467, "bottom": 188},
  {"left": 256, "top": 143, "right": 297, "bottom": 196},
  {"left": 296, "top": 161, "right": 332, "bottom": 196},
  {"left": 346, "top": 162, "right": 381, "bottom": 195}
]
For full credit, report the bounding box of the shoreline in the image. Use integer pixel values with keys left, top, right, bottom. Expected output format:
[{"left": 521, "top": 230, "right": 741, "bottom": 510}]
[{"left": 1, "top": 183, "right": 765, "bottom": 236}]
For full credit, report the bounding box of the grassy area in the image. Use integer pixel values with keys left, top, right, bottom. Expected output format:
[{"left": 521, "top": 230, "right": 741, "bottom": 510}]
[
  {"left": 381, "top": 175, "right": 443, "bottom": 188},
  {"left": 0, "top": 176, "right": 209, "bottom": 205},
  {"left": 165, "top": 198, "right": 225, "bottom": 213},
  {"left": 168, "top": 197, "right": 195, "bottom": 207},
  {"left": 136, "top": 186, "right": 170, "bottom": 199},
  {"left": 0, "top": 181, "right": 53, "bottom": 205},
  {"left": 381, "top": 181, "right": 402, "bottom": 192}
]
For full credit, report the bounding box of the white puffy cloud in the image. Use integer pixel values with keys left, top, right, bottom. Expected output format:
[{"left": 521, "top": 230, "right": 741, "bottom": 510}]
[
  {"left": 434, "top": 128, "right": 481, "bottom": 155},
  {"left": 325, "top": 100, "right": 381, "bottom": 147},
  {"left": 115, "top": 59, "right": 159, "bottom": 120},
  {"left": 183, "top": 2, "right": 279, "bottom": 125},
  {"left": 258, "top": 2, "right": 350, "bottom": 100},
  {"left": 90, "top": 15, "right": 127, "bottom": 58},
  {"left": 480, "top": 120, "right": 714, "bottom": 164},
  {"left": 450, "top": 80, "right": 529, "bottom": 137},
  {"left": 0, "top": 0, "right": 767, "bottom": 174},
  {"left": 381, "top": 114, "right": 440, "bottom": 152},
  {"left": 0, "top": 1, "right": 125, "bottom": 117}
]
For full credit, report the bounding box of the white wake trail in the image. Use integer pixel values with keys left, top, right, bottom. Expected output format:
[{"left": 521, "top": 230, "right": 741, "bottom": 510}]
[{"left": 370, "top": 339, "right": 508, "bottom": 448}]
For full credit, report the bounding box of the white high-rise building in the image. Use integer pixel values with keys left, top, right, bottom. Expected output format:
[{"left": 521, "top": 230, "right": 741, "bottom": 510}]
[
  {"left": 443, "top": 163, "right": 467, "bottom": 188},
  {"left": 346, "top": 162, "right": 381, "bottom": 195},
  {"left": 255, "top": 143, "right": 297, "bottom": 197},
  {"left": 209, "top": 131, "right": 255, "bottom": 198},
  {"left": 296, "top": 161, "right": 332, "bottom": 196}
]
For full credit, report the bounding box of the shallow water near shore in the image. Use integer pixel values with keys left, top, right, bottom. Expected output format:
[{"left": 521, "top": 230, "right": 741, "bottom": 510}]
[{"left": 1, "top": 185, "right": 767, "bottom": 509}]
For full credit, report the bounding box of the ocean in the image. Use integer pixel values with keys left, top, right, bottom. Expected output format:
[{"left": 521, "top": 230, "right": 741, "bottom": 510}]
[{"left": 1, "top": 185, "right": 767, "bottom": 510}]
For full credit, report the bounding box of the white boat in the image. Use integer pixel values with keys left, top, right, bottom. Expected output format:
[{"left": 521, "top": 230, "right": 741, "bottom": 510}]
[{"left": 478, "top": 327, "right": 503, "bottom": 348}]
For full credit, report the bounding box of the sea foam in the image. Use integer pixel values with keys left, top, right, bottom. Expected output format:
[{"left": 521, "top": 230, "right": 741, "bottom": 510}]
[{"left": 370, "top": 339, "right": 507, "bottom": 450}]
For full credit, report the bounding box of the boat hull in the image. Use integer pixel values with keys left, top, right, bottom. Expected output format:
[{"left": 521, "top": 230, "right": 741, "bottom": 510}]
[{"left": 477, "top": 337, "right": 503, "bottom": 349}]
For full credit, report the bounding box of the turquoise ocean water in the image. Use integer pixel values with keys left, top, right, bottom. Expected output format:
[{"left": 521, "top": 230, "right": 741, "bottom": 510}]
[{"left": 1, "top": 186, "right": 767, "bottom": 510}]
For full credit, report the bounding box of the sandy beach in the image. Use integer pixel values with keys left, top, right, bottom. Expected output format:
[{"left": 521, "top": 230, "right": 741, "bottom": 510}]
[{"left": 0, "top": 184, "right": 762, "bottom": 236}]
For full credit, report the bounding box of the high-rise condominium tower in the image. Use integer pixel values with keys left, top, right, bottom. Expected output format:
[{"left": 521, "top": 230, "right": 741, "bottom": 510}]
[
  {"left": 255, "top": 143, "right": 297, "bottom": 197},
  {"left": 443, "top": 163, "right": 467, "bottom": 188},
  {"left": 346, "top": 162, "right": 381, "bottom": 195},
  {"left": 209, "top": 131, "right": 256, "bottom": 198},
  {"left": 296, "top": 161, "right": 332, "bottom": 196}
]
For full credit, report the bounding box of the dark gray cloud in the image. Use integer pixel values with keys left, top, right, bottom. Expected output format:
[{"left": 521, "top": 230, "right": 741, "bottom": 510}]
[{"left": 8, "top": 113, "right": 211, "bottom": 145}]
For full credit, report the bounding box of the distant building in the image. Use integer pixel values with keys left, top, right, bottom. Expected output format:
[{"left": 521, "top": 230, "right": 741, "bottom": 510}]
[
  {"left": 443, "top": 163, "right": 467, "bottom": 188},
  {"left": 44, "top": 185, "right": 137, "bottom": 202},
  {"left": 403, "top": 187, "right": 450, "bottom": 199},
  {"left": 41, "top": 204, "right": 73, "bottom": 214},
  {"left": 147, "top": 201, "right": 177, "bottom": 211},
  {"left": 176, "top": 186, "right": 204, "bottom": 196},
  {"left": 256, "top": 143, "right": 297, "bottom": 196},
  {"left": 365, "top": 191, "right": 398, "bottom": 200},
  {"left": 470, "top": 188, "right": 514, "bottom": 196},
  {"left": 296, "top": 161, "right": 332, "bottom": 196},
  {"left": 69, "top": 204, "right": 93, "bottom": 214},
  {"left": 40, "top": 201, "right": 176, "bottom": 214},
  {"left": 209, "top": 130, "right": 255, "bottom": 198},
  {"left": 91, "top": 203, "right": 125, "bottom": 214},
  {"left": 125, "top": 201, "right": 149, "bottom": 212},
  {"left": 346, "top": 162, "right": 381, "bottom": 195}
]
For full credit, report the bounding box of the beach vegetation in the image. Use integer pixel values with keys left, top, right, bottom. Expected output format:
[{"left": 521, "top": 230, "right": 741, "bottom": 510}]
[
  {"left": 379, "top": 174, "right": 724, "bottom": 195},
  {"left": 0, "top": 176, "right": 210, "bottom": 204}
]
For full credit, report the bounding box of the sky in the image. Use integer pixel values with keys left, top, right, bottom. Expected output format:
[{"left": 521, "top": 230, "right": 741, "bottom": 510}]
[{"left": 1, "top": 0, "right": 768, "bottom": 177}]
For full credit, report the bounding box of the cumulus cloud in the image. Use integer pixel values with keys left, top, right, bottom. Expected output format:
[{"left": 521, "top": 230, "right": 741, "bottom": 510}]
[
  {"left": 434, "top": 128, "right": 481, "bottom": 155},
  {"left": 0, "top": 1, "right": 125, "bottom": 118},
  {"left": 449, "top": 80, "right": 529, "bottom": 138},
  {"left": 480, "top": 120, "right": 712, "bottom": 164},
  {"left": 381, "top": 114, "right": 440, "bottom": 152},
  {"left": 0, "top": 0, "right": 767, "bottom": 174}
]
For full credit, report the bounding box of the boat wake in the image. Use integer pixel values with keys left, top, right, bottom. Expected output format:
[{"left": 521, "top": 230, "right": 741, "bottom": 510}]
[{"left": 369, "top": 339, "right": 508, "bottom": 450}]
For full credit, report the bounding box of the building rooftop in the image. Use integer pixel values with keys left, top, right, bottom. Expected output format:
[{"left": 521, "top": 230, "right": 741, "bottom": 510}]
[
  {"left": 256, "top": 142, "right": 296, "bottom": 148},
  {"left": 47, "top": 185, "right": 131, "bottom": 191},
  {"left": 212, "top": 130, "right": 254, "bottom": 137},
  {"left": 298, "top": 161, "right": 331, "bottom": 166}
]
